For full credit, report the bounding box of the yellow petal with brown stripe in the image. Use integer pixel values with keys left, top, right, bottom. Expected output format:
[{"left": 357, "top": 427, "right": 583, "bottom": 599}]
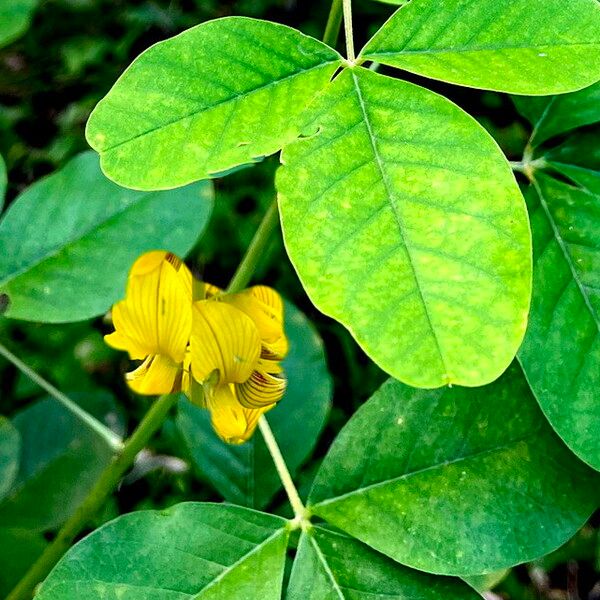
[
  {"left": 108, "top": 251, "right": 192, "bottom": 363},
  {"left": 190, "top": 300, "right": 261, "bottom": 384},
  {"left": 206, "top": 383, "right": 273, "bottom": 444},
  {"left": 222, "top": 286, "right": 288, "bottom": 359},
  {"left": 236, "top": 369, "right": 286, "bottom": 409}
]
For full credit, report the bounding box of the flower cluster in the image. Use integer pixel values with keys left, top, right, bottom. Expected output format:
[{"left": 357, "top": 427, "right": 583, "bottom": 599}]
[{"left": 105, "top": 251, "right": 288, "bottom": 444}]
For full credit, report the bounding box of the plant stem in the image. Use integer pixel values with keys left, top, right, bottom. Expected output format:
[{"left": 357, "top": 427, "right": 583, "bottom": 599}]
[
  {"left": 323, "top": 0, "right": 343, "bottom": 48},
  {"left": 258, "top": 416, "right": 308, "bottom": 523},
  {"left": 226, "top": 199, "right": 280, "bottom": 294},
  {"left": 342, "top": 0, "right": 355, "bottom": 63},
  {"left": 6, "top": 393, "right": 178, "bottom": 600},
  {"left": 0, "top": 341, "right": 123, "bottom": 451}
]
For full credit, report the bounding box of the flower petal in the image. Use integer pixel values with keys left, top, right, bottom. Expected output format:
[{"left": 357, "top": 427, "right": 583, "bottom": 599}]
[
  {"left": 111, "top": 251, "right": 192, "bottom": 363},
  {"left": 190, "top": 300, "right": 261, "bottom": 384},
  {"left": 126, "top": 354, "right": 180, "bottom": 395},
  {"left": 221, "top": 286, "right": 288, "bottom": 359},
  {"left": 207, "top": 383, "right": 272, "bottom": 444},
  {"left": 104, "top": 328, "right": 148, "bottom": 359},
  {"left": 236, "top": 369, "right": 287, "bottom": 408}
]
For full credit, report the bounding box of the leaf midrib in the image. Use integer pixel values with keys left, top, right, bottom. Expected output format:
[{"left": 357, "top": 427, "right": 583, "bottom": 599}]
[
  {"left": 532, "top": 178, "right": 600, "bottom": 330},
  {"left": 191, "top": 527, "right": 286, "bottom": 598},
  {"left": 100, "top": 60, "right": 341, "bottom": 155},
  {"left": 363, "top": 42, "right": 600, "bottom": 59},
  {"left": 350, "top": 70, "right": 449, "bottom": 380},
  {"left": 0, "top": 190, "right": 152, "bottom": 288},
  {"left": 309, "top": 534, "right": 345, "bottom": 600},
  {"left": 310, "top": 429, "right": 539, "bottom": 509}
]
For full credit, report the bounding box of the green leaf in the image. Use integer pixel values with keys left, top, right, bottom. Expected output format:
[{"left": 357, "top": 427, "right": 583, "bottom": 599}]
[
  {"left": 37, "top": 503, "right": 289, "bottom": 599},
  {"left": 308, "top": 364, "right": 600, "bottom": 575},
  {"left": 176, "top": 301, "right": 332, "bottom": 509},
  {"left": 288, "top": 526, "right": 480, "bottom": 599},
  {"left": 0, "top": 0, "right": 39, "bottom": 48},
  {"left": 360, "top": 0, "right": 600, "bottom": 94},
  {"left": 0, "top": 154, "right": 6, "bottom": 212},
  {"left": 513, "top": 81, "right": 600, "bottom": 146},
  {"left": 0, "top": 393, "right": 117, "bottom": 530},
  {"left": 0, "top": 528, "right": 47, "bottom": 597},
  {"left": 546, "top": 161, "right": 600, "bottom": 194},
  {"left": 544, "top": 128, "right": 600, "bottom": 192},
  {"left": 86, "top": 17, "right": 342, "bottom": 190},
  {"left": 278, "top": 67, "right": 531, "bottom": 388},
  {"left": 464, "top": 570, "right": 509, "bottom": 593},
  {"left": 0, "top": 417, "right": 20, "bottom": 501},
  {"left": 0, "top": 151, "right": 213, "bottom": 323},
  {"left": 519, "top": 174, "right": 600, "bottom": 471}
]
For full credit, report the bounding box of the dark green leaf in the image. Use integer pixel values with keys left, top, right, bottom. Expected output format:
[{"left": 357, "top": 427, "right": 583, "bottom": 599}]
[
  {"left": 308, "top": 364, "right": 600, "bottom": 575},
  {"left": 0, "top": 393, "right": 118, "bottom": 530},
  {"left": 0, "top": 417, "right": 20, "bottom": 501},
  {"left": 513, "top": 81, "right": 600, "bottom": 146},
  {"left": 176, "top": 301, "right": 332, "bottom": 508},
  {"left": 361, "top": 0, "right": 600, "bottom": 94},
  {"left": 519, "top": 174, "right": 600, "bottom": 470},
  {"left": 0, "top": 154, "right": 6, "bottom": 212},
  {"left": 0, "top": 0, "right": 39, "bottom": 48},
  {"left": 86, "top": 17, "right": 342, "bottom": 190},
  {"left": 278, "top": 67, "right": 531, "bottom": 388},
  {"left": 288, "top": 526, "right": 481, "bottom": 599},
  {"left": 543, "top": 127, "right": 600, "bottom": 192},
  {"left": 0, "top": 528, "right": 47, "bottom": 597},
  {"left": 0, "top": 151, "right": 213, "bottom": 323},
  {"left": 37, "top": 503, "right": 289, "bottom": 599}
]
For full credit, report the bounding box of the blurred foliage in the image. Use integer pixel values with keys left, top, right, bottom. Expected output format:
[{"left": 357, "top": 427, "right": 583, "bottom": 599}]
[{"left": 0, "top": 0, "right": 597, "bottom": 598}]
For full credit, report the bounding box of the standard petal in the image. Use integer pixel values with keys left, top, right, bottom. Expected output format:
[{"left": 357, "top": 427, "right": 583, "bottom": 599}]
[
  {"left": 190, "top": 300, "right": 261, "bottom": 384},
  {"left": 126, "top": 354, "right": 180, "bottom": 395},
  {"left": 206, "top": 383, "right": 272, "bottom": 444},
  {"left": 236, "top": 369, "right": 287, "bottom": 409},
  {"left": 112, "top": 251, "right": 192, "bottom": 363}
]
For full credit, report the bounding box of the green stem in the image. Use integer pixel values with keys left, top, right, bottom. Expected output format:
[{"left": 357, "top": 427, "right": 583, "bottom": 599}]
[
  {"left": 6, "top": 393, "right": 178, "bottom": 600},
  {"left": 0, "top": 341, "right": 122, "bottom": 451},
  {"left": 258, "top": 416, "right": 308, "bottom": 524},
  {"left": 226, "top": 199, "right": 280, "bottom": 294},
  {"left": 323, "top": 0, "right": 343, "bottom": 48},
  {"left": 342, "top": 0, "right": 355, "bottom": 63}
]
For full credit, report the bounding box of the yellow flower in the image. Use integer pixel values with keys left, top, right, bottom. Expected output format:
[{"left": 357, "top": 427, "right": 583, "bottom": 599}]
[
  {"left": 105, "top": 251, "right": 192, "bottom": 394},
  {"left": 105, "top": 251, "right": 288, "bottom": 444},
  {"left": 189, "top": 285, "right": 288, "bottom": 444}
]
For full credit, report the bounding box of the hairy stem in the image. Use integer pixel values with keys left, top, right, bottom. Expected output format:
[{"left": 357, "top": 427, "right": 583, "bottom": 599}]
[
  {"left": 258, "top": 416, "right": 308, "bottom": 523},
  {"left": 0, "top": 341, "right": 123, "bottom": 451},
  {"left": 342, "top": 0, "right": 355, "bottom": 63},
  {"left": 6, "top": 393, "right": 178, "bottom": 600}
]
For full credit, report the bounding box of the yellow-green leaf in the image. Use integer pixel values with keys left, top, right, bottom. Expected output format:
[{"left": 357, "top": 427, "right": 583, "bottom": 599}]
[
  {"left": 278, "top": 67, "right": 531, "bottom": 388},
  {"left": 361, "top": 0, "right": 600, "bottom": 94},
  {"left": 87, "top": 17, "right": 342, "bottom": 190}
]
